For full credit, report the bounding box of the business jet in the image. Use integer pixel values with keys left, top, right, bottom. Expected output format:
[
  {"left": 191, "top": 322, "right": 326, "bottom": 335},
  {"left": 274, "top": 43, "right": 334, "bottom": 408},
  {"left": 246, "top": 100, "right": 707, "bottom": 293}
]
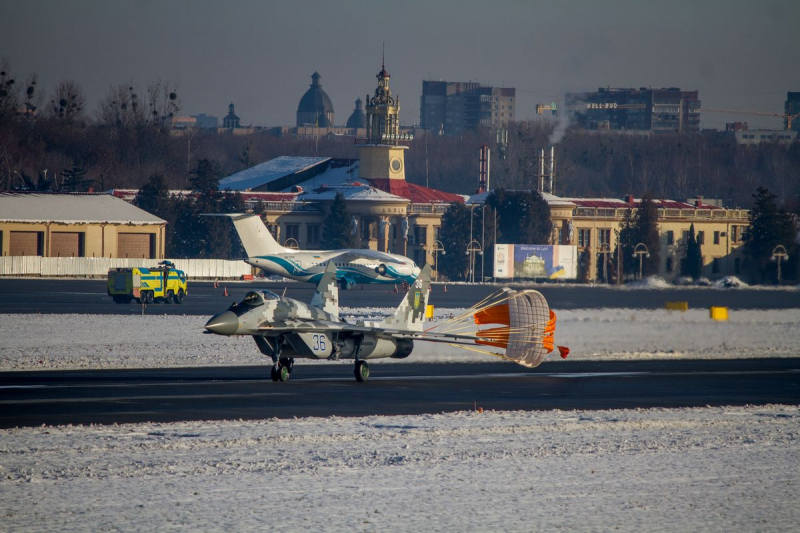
[{"left": 215, "top": 214, "right": 420, "bottom": 289}]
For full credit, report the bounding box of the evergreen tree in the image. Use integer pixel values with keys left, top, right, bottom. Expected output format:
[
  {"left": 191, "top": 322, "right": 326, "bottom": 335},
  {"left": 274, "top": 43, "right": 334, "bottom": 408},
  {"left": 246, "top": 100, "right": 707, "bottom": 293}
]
[
  {"left": 172, "top": 158, "right": 235, "bottom": 259},
  {"left": 486, "top": 189, "right": 551, "bottom": 244},
  {"left": 191, "top": 159, "right": 222, "bottom": 199},
  {"left": 321, "top": 192, "right": 355, "bottom": 249},
  {"left": 60, "top": 159, "right": 93, "bottom": 192},
  {"left": 438, "top": 202, "right": 472, "bottom": 281},
  {"left": 743, "top": 186, "right": 797, "bottom": 283},
  {"left": 220, "top": 190, "right": 246, "bottom": 258},
  {"left": 635, "top": 193, "right": 661, "bottom": 276},
  {"left": 681, "top": 223, "right": 703, "bottom": 279},
  {"left": 135, "top": 174, "right": 171, "bottom": 218},
  {"left": 167, "top": 196, "right": 197, "bottom": 258},
  {"left": 615, "top": 208, "right": 637, "bottom": 279},
  {"left": 135, "top": 174, "right": 176, "bottom": 254},
  {"left": 615, "top": 192, "right": 661, "bottom": 279}
]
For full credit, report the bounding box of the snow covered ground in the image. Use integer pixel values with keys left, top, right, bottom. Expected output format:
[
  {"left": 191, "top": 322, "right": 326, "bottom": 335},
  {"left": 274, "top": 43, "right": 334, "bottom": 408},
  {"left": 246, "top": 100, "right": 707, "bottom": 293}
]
[
  {"left": 2, "top": 307, "right": 799, "bottom": 531},
  {"left": 1, "top": 307, "right": 799, "bottom": 371},
  {"left": 1, "top": 405, "right": 798, "bottom": 531}
]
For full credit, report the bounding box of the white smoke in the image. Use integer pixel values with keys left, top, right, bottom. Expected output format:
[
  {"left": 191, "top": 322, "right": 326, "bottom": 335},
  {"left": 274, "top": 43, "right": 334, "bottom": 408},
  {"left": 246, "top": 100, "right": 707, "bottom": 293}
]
[{"left": 547, "top": 98, "right": 586, "bottom": 146}]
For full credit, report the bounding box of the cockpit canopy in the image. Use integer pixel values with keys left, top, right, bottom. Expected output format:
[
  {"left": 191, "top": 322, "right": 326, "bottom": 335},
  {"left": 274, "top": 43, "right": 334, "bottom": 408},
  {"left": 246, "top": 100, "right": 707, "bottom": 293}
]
[{"left": 241, "top": 290, "right": 280, "bottom": 307}]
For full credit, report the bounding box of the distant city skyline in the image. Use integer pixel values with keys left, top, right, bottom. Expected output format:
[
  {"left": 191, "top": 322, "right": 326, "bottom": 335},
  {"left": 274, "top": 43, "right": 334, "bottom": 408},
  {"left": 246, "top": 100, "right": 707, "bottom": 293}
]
[{"left": 1, "top": 0, "right": 798, "bottom": 130}]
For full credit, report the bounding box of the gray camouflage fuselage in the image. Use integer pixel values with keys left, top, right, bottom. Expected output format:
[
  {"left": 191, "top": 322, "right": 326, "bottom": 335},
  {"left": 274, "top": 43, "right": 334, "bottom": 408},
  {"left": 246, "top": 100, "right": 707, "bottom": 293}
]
[{"left": 206, "top": 291, "right": 414, "bottom": 361}]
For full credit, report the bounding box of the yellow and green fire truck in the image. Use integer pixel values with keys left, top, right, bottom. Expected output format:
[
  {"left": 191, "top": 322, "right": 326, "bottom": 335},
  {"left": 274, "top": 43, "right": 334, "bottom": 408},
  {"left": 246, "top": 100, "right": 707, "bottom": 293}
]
[{"left": 107, "top": 261, "right": 188, "bottom": 304}]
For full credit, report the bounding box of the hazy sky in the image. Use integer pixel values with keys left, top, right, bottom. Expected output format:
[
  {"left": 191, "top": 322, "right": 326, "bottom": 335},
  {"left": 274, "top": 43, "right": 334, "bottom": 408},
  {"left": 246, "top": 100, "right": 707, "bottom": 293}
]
[{"left": 2, "top": 0, "right": 799, "bottom": 130}]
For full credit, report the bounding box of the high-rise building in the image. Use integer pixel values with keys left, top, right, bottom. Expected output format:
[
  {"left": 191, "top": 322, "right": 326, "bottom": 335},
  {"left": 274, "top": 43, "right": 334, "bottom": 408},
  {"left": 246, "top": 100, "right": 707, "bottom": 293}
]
[
  {"left": 420, "top": 80, "right": 515, "bottom": 136},
  {"left": 785, "top": 92, "right": 800, "bottom": 132},
  {"left": 566, "top": 87, "right": 701, "bottom": 134}
]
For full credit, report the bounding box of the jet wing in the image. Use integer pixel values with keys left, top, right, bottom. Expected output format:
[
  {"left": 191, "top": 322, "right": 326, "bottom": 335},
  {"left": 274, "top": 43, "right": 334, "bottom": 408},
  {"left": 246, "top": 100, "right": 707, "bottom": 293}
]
[{"left": 257, "top": 319, "right": 482, "bottom": 346}]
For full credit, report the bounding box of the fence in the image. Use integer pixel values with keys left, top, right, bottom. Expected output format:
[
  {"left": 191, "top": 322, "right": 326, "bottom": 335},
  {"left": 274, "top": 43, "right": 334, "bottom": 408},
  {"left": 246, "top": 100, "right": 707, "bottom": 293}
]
[{"left": 0, "top": 257, "right": 254, "bottom": 280}]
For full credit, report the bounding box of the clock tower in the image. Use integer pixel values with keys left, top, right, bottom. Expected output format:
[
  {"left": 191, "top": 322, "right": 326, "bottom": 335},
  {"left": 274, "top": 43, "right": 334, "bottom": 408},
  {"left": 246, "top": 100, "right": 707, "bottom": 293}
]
[{"left": 357, "top": 62, "right": 408, "bottom": 182}]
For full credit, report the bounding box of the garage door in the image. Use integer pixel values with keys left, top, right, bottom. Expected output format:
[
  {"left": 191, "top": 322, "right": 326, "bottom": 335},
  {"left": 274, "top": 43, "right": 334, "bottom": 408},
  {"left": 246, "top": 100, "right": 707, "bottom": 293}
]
[
  {"left": 10, "top": 231, "right": 43, "bottom": 256},
  {"left": 51, "top": 232, "right": 84, "bottom": 257},
  {"left": 118, "top": 233, "right": 154, "bottom": 259}
]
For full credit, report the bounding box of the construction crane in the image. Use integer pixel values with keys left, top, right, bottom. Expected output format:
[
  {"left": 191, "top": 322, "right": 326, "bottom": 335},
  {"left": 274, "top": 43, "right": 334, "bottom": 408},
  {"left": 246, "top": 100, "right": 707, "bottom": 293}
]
[{"left": 705, "top": 108, "right": 800, "bottom": 131}]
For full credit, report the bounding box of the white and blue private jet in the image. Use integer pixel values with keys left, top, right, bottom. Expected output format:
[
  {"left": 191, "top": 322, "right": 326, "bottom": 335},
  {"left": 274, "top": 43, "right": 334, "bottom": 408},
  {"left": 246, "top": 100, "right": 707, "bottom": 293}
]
[{"left": 218, "top": 214, "right": 420, "bottom": 289}]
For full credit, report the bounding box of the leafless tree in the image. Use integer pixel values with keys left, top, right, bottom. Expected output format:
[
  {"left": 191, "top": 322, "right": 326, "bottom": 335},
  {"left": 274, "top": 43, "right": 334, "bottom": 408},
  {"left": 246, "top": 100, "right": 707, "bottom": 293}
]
[{"left": 50, "top": 79, "right": 86, "bottom": 123}]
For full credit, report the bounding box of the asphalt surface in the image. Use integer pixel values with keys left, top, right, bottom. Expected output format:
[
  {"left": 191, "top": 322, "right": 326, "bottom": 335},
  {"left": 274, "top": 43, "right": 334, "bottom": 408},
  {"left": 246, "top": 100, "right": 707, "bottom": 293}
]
[
  {"left": 1, "top": 359, "right": 798, "bottom": 428},
  {"left": 0, "top": 278, "right": 798, "bottom": 315}
]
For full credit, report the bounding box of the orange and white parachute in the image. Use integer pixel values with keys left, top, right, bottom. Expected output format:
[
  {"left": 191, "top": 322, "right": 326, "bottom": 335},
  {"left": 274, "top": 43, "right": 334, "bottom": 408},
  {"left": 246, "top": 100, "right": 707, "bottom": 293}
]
[{"left": 428, "top": 288, "right": 569, "bottom": 368}]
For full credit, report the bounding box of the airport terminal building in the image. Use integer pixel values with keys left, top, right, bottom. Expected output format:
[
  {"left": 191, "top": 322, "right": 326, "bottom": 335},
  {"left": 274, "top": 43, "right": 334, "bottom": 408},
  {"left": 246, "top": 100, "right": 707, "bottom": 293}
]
[{"left": 2, "top": 66, "right": 752, "bottom": 283}]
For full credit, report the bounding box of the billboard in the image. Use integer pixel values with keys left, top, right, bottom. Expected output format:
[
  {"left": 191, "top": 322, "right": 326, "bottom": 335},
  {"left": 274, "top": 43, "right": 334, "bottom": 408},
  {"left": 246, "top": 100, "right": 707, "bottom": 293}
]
[{"left": 494, "top": 244, "right": 578, "bottom": 280}]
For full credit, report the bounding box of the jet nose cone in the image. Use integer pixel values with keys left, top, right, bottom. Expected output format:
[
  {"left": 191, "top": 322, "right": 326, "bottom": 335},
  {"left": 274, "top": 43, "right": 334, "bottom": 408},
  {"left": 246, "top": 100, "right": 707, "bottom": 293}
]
[
  {"left": 205, "top": 311, "right": 239, "bottom": 335},
  {"left": 411, "top": 264, "right": 422, "bottom": 278}
]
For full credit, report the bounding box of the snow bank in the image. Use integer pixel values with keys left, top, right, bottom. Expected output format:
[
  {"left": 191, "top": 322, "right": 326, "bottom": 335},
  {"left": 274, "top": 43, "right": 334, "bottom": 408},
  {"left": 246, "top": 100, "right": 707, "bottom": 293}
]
[
  {"left": 624, "top": 276, "right": 672, "bottom": 289},
  {"left": 1, "top": 405, "right": 797, "bottom": 531},
  {"left": 2, "top": 307, "right": 799, "bottom": 371}
]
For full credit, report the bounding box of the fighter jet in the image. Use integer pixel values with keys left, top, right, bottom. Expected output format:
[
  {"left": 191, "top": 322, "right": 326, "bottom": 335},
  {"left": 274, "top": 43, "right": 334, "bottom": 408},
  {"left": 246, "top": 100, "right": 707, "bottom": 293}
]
[
  {"left": 211, "top": 214, "right": 420, "bottom": 290},
  {"left": 205, "top": 260, "right": 569, "bottom": 382},
  {"left": 205, "top": 261, "right": 434, "bottom": 382}
]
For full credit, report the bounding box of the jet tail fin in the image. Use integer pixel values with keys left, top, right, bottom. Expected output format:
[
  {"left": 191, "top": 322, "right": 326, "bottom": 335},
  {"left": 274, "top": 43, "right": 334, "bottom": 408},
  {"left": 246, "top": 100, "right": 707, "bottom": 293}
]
[
  {"left": 380, "top": 264, "right": 432, "bottom": 332},
  {"left": 203, "top": 213, "right": 286, "bottom": 257},
  {"left": 310, "top": 260, "right": 339, "bottom": 315}
]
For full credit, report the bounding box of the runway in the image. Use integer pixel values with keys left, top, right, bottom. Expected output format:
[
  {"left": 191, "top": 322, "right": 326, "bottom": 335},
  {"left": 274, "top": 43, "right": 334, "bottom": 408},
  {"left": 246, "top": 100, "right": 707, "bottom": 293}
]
[
  {"left": 1, "top": 359, "right": 798, "bottom": 428},
  {"left": 1, "top": 278, "right": 798, "bottom": 314}
]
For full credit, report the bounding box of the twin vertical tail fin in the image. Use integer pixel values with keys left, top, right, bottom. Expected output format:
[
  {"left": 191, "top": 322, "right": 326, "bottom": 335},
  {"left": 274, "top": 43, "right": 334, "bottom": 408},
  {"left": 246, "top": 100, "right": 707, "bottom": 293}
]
[
  {"left": 380, "top": 264, "right": 432, "bottom": 332},
  {"left": 310, "top": 260, "right": 339, "bottom": 315}
]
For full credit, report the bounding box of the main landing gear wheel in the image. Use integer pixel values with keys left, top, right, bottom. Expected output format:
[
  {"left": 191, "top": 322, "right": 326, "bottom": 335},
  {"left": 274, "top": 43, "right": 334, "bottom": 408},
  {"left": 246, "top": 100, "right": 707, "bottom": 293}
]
[
  {"left": 271, "top": 358, "right": 294, "bottom": 382},
  {"left": 354, "top": 361, "right": 370, "bottom": 382}
]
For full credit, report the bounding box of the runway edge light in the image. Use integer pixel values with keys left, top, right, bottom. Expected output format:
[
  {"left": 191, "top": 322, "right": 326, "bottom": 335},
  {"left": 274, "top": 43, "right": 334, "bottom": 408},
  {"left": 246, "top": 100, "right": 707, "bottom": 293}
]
[
  {"left": 665, "top": 301, "right": 689, "bottom": 312},
  {"left": 710, "top": 307, "right": 729, "bottom": 321}
]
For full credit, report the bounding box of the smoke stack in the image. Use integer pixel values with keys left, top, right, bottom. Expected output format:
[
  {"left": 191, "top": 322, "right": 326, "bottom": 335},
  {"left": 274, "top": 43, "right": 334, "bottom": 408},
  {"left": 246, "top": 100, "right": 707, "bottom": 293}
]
[
  {"left": 478, "top": 144, "right": 490, "bottom": 193},
  {"left": 626, "top": 194, "right": 635, "bottom": 204}
]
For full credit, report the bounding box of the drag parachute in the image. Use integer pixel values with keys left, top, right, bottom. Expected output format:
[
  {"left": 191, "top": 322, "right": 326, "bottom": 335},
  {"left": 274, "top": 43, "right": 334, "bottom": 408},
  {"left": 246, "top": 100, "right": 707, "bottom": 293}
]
[{"left": 428, "top": 288, "right": 569, "bottom": 368}]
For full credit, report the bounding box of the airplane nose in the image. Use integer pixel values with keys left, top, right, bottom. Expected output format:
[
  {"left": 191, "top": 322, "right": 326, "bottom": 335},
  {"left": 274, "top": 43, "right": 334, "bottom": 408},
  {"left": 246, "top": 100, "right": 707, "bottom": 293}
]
[{"left": 205, "top": 311, "right": 239, "bottom": 335}]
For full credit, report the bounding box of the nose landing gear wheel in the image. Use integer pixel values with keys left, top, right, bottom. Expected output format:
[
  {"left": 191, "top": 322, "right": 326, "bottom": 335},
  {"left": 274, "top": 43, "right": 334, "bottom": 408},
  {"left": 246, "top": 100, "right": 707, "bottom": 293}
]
[{"left": 354, "top": 361, "right": 370, "bottom": 382}]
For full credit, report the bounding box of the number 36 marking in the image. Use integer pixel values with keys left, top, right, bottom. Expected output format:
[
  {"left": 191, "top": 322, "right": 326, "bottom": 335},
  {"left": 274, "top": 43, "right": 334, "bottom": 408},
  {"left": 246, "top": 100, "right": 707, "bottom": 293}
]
[{"left": 312, "top": 334, "right": 327, "bottom": 352}]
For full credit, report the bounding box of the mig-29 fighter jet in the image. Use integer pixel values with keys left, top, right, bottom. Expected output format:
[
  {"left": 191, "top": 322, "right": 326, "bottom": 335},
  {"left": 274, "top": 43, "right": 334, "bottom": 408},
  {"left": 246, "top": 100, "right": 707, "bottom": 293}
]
[
  {"left": 205, "top": 261, "right": 569, "bottom": 382},
  {"left": 205, "top": 261, "right": 433, "bottom": 382}
]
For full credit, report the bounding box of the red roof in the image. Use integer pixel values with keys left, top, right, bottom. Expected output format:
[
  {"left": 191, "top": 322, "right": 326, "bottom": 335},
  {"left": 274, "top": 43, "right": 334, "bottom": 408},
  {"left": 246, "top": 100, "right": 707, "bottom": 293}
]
[
  {"left": 568, "top": 199, "right": 629, "bottom": 209},
  {"left": 238, "top": 192, "right": 299, "bottom": 202},
  {"left": 568, "top": 197, "right": 721, "bottom": 210},
  {"left": 369, "top": 179, "right": 464, "bottom": 204}
]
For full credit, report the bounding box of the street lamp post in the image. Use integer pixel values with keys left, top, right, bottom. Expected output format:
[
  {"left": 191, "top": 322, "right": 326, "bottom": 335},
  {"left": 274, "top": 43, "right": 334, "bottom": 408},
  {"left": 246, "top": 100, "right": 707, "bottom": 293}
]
[
  {"left": 598, "top": 242, "right": 611, "bottom": 284},
  {"left": 466, "top": 239, "right": 483, "bottom": 283},
  {"left": 771, "top": 245, "right": 789, "bottom": 284},
  {"left": 633, "top": 243, "right": 650, "bottom": 280},
  {"left": 431, "top": 240, "right": 446, "bottom": 281}
]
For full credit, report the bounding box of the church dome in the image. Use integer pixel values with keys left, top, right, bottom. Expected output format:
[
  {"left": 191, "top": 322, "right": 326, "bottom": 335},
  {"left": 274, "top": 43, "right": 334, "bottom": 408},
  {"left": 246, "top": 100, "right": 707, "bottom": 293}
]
[
  {"left": 345, "top": 97, "right": 365, "bottom": 129},
  {"left": 297, "top": 71, "right": 335, "bottom": 127}
]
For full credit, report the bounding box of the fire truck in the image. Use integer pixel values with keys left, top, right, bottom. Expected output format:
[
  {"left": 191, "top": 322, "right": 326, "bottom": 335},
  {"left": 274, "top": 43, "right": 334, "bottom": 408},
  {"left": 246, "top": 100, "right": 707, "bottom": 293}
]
[{"left": 107, "top": 261, "right": 188, "bottom": 304}]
